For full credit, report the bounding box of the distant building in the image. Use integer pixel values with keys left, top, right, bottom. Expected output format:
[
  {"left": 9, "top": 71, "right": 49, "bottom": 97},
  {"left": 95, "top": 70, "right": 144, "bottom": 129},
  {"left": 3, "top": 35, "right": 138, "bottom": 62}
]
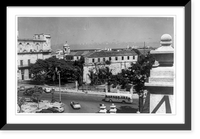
[
  {"left": 17, "top": 34, "right": 52, "bottom": 80},
  {"left": 83, "top": 50, "right": 138, "bottom": 84},
  {"left": 63, "top": 41, "right": 70, "bottom": 55},
  {"left": 52, "top": 49, "right": 64, "bottom": 59}
]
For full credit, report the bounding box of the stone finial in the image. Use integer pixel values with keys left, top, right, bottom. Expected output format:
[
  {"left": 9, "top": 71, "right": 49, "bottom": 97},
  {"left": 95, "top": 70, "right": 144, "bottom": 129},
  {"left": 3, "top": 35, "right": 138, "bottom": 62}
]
[{"left": 150, "top": 34, "right": 174, "bottom": 66}]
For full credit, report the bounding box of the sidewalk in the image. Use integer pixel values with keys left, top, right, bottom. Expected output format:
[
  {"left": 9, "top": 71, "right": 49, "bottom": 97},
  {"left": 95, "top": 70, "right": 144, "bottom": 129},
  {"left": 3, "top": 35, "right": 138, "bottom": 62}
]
[{"left": 18, "top": 83, "right": 139, "bottom": 98}]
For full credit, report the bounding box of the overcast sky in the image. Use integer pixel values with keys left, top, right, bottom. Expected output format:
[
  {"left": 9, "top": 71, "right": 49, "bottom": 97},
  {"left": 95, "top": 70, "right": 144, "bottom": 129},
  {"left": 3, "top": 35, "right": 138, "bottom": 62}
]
[{"left": 18, "top": 17, "right": 174, "bottom": 47}]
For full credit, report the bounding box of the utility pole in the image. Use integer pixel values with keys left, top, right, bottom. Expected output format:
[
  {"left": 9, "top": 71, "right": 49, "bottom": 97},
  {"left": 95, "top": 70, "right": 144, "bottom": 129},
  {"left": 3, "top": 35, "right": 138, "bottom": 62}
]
[
  {"left": 58, "top": 71, "right": 61, "bottom": 103},
  {"left": 56, "top": 67, "right": 61, "bottom": 103}
]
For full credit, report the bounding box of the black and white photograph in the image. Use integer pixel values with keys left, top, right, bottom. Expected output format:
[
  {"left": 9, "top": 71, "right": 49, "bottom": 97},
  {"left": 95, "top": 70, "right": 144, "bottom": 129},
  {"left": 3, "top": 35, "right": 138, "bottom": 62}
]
[
  {"left": 17, "top": 16, "right": 175, "bottom": 114},
  {"left": 4, "top": 5, "right": 192, "bottom": 132}
]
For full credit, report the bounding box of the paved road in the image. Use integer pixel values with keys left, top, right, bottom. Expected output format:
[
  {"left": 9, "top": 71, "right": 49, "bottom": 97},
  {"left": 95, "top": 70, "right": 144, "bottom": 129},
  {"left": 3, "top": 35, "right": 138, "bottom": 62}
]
[{"left": 19, "top": 91, "right": 139, "bottom": 113}]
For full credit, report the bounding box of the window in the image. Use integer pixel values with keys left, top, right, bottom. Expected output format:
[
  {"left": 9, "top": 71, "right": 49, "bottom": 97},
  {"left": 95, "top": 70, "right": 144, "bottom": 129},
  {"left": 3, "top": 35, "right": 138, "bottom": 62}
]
[
  {"left": 103, "top": 58, "right": 105, "bottom": 62},
  {"left": 21, "top": 69, "right": 24, "bottom": 74},
  {"left": 92, "top": 58, "right": 95, "bottom": 63},
  {"left": 98, "top": 58, "right": 100, "bottom": 62},
  {"left": 122, "top": 56, "right": 124, "bottom": 60},
  {"left": 127, "top": 56, "right": 129, "bottom": 60},
  {"left": 28, "top": 70, "right": 31, "bottom": 78},
  {"left": 133, "top": 55, "right": 135, "bottom": 59},
  {"left": 28, "top": 59, "right": 30, "bottom": 66},
  {"left": 109, "top": 57, "right": 112, "bottom": 61},
  {"left": 115, "top": 57, "right": 118, "bottom": 61},
  {"left": 20, "top": 60, "right": 23, "bottom": 66}
]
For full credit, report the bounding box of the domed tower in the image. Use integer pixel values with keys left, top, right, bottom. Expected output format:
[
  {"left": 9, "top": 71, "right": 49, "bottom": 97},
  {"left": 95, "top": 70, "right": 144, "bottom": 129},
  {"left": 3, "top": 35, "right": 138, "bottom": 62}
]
[{"left": 63, "top": 41, "right": 70, "bottom": 55}]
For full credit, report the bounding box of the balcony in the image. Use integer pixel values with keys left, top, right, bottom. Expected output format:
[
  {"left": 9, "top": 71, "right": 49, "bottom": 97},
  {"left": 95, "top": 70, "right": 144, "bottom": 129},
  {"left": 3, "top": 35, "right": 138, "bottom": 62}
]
[
  {"left": 18, "top": 64, "right": 31, "bottom": 69},
  {"left": 18, "top": 49, "right": 52, "bottom": 54}
]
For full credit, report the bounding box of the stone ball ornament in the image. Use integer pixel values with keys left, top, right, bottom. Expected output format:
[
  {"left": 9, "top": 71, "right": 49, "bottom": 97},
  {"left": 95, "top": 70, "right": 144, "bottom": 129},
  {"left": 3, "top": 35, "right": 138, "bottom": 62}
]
[{"left": 160, "top": 34, "right": 172, "bottom": 46}]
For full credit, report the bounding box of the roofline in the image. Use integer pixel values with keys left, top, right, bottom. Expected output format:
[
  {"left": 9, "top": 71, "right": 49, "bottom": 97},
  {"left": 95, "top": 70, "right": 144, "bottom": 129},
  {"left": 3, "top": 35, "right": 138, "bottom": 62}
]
[
  {"left": 87, "top": 51, "right": 138, "bottom": 58},
  {"left": 87, "top": 55, "right": 137, "bottom": 58},
  {"left": 18, "top": 39, "right": 46, "bottom": 42}
]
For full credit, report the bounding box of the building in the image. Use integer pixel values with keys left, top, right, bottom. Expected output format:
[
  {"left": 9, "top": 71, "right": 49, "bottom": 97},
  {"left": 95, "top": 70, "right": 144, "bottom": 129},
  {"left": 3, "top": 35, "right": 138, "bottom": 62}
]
[
  {"left": 17, "top": 34, "right": 52, "bottom": 80},
  {"left": 83, "top": 50, "right": 138, "bottom": 84},
  {"left": 52, "top": 49, "right": 64, "bottom": 59},
  {"left": 60, "top": 42, "right": 138, "bottom": 84}
]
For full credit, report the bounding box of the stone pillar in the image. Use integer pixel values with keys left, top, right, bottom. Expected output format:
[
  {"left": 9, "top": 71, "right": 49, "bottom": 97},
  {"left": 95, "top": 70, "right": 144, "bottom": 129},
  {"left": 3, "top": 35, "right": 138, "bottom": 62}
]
[{"left": 145, "top": 34, "right": 174, "bottom": 114}]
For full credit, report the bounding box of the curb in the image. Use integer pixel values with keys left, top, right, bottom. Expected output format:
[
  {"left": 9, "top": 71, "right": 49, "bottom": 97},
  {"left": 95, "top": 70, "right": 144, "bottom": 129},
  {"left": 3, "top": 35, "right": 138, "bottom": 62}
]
[{"left": 55, "top": 89, "right": 106, "bottom": 96}]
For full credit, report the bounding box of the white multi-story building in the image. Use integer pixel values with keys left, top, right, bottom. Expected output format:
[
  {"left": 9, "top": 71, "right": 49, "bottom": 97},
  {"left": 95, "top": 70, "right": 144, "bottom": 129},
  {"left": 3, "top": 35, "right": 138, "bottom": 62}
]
[
  {"left": 83, "top": 50, "right": 138, "bottom": 84},
  {"left": 17, "top": 34, "right": 52, "bottom": 80}
]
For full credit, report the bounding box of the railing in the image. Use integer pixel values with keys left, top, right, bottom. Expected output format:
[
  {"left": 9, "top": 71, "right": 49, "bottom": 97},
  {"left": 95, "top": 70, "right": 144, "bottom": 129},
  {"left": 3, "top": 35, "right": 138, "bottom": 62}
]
[{"left": 18, "top": 64, "right": 30, "bottom": 68}]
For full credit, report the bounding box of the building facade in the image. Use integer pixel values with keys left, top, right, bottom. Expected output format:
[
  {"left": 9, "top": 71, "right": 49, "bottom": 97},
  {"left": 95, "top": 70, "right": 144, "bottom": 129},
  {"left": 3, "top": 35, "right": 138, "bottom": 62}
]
[
  {"left": 18, "top": 34, "right": 52, "bottom": 80},
  {"left": 83, "top": 50, "right": 138, "bottom": 84}
]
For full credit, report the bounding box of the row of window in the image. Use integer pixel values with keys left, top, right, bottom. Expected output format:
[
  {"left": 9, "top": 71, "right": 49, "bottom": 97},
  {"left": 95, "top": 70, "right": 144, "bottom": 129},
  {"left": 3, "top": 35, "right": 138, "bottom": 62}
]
[
  {"left": 92, "top": 56, "right": 135, "bottom": 63},
  {"left": 105, "top": 95, "right": 131, "bottom": 100},
  {"left": 19, "top": 49, "right": 44, "bottom": 52},
  {"left": 19, "top": 42, "right": 41, "bottom": 46},
  {"left": 65, "top": 56, "right": 80, "bottom": 61}
]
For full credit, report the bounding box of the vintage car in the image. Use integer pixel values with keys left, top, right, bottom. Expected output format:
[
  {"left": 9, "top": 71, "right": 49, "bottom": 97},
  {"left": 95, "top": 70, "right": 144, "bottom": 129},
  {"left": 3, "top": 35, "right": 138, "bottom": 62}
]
[
  {"left": 70, "top": 101, "right": 81, "bottom": 109},
  {"left": 43, "top": 87, "right": 54, "bottom": 93},
  {"left": 36, "top": 106, "right": 64, "bottom": 113},
  {"left": 109, "top": 103, "right": 117, "bottom": 114},
  {"left": 98, "top": 104, "right": 107, "bottom": 113}
]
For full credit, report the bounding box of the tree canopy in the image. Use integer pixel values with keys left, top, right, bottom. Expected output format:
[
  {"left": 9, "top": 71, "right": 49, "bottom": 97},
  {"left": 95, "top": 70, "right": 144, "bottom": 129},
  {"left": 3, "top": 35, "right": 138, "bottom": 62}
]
[{"left": 29, "top": 57, "right": 84, "bottom": 84}]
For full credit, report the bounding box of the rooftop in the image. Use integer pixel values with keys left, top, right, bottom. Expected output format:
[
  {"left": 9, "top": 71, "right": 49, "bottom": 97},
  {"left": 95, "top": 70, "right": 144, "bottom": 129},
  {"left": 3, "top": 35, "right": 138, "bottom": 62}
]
[
  {"left": 87, "top": 50, "right": 137, "bottom": 58},
  {"left": 67, "top": 51, "right": 94, "bottom": 57}
]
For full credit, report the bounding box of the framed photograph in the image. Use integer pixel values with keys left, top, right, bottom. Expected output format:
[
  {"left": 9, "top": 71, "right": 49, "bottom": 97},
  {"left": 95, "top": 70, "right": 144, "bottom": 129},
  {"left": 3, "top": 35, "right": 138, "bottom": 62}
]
[{"left": 3, "top": 2, "right": 191, "bottom": 130}]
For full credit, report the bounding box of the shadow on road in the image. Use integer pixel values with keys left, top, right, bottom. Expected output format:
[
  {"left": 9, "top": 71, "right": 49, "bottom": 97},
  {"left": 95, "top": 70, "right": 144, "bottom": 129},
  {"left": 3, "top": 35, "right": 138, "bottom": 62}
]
[{"left": 117, "top": 106, "right": 138, "bottom": 113}]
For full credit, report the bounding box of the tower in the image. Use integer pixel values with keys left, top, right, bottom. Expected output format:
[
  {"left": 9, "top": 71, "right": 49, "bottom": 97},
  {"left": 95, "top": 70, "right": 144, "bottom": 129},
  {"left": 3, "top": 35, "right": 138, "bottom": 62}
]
[{"left": 63, "top": 41, "right": 70, "bottom": 55}]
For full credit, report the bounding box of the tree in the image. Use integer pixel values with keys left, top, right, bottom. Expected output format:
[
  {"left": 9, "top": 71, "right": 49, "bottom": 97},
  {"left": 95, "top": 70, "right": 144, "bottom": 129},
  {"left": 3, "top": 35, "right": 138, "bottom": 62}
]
[
  {"left": 127, "top": 52, "right": 155, "bottom": 112},
  {"left": 73, "top": 56, "right": 85, "bottom": 86},
  {"left": 88, "top": 69, "right": 97, "bottom": 86},
  {"left": 29, "top": 57, "right": 75, "bottom": 84}
]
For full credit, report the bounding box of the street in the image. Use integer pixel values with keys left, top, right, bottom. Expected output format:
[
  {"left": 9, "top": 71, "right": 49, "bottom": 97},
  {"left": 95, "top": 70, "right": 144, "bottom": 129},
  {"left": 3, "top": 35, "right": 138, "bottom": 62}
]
[{"left": 18, "top": 91, "right": 139, "bottom": 113}]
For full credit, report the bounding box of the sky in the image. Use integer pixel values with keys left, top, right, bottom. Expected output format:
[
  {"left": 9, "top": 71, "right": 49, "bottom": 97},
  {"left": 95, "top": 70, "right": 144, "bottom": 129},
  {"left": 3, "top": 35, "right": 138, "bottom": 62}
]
[{"left": 18, "top": 17, "right": 174, "bottom": 48}]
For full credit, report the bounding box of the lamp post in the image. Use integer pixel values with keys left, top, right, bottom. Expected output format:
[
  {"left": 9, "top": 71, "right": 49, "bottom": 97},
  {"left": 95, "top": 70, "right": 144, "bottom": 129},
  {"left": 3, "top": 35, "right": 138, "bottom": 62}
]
[{"left": 58, "top": 71, "right": 61, "bottom": 103}]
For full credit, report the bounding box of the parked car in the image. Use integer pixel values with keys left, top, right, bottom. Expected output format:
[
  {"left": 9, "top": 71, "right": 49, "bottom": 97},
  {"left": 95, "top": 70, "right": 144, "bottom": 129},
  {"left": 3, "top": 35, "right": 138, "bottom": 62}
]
[
  {"left": 47, "top": 106, "right": 64, "bottom": 113},
  {"left": 70, "top": 101, "right": 81, "bottom": 109},
  {"left": 18, "top": 86, "right": 26, "bottom": 93},
  {"left": 19, "top": 86, "right": 25, "bottom": 91},
  {"left": 43, "top": 87, "right": 54, "bottom": 93},
  {"left": 98, "top": 104, "right": 107, "bottom": 113},
  {"left": 109, "top": 103, "right": 117, "bottom": 114},
  {"left": 35, "top": 109, "right": 53, "bottom": 113}
]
